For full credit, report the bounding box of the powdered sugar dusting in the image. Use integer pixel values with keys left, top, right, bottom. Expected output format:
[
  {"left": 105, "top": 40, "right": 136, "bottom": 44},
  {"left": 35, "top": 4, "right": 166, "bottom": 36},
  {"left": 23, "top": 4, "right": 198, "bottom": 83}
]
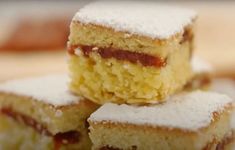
[
  {"left": 210, "top": 79, "right": 235, "bottom": 100},
  {"left": 0, "top": 74, "right": 80, "bottom": 106},
  {"left": 89, "top": 91, "right": 232, "bottom": 131},
  {"left": 73, "top": 1, "right": 196, "bottom": 39},
  {"left": 191, "top": 56, "right": 213, "bottom": 73}
]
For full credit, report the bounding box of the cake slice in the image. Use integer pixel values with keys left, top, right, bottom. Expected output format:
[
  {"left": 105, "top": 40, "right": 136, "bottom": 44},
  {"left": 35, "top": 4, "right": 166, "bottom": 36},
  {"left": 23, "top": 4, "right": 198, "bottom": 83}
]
[
  {"left": 184, "top": 56, "right": 213, "bottom": 90},
  {"left": 68, "top": 1, "right": 197, "bottom": 104},
  {"left": 88, "top": 91, "right": 234, "bottom": 150},
  {"left": 209, "top": 76, "right": 235, "bottom": 150},
  {"left": 210, "top": 78, "right": 235, "bottom": 100},
  {"left": 0, "top": 75, "right": 99, "bottom": 150}
]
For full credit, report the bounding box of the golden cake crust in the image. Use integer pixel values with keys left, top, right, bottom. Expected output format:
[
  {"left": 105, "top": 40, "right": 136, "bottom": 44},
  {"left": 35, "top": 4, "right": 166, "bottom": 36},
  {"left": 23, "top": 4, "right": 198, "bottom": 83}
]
[
  {"left": 89, "top": 103, "right": 233, "bottom": 134},
  {"left": 88, "top": 91, "right": 234, "bottom": 150},
  {"left": 69, "top": 21, "right": 194, "bottom": 58},
  {"left": 0, "top": 92, "right": 99, "bottom": 134},
  {"left": 89, "top": 106, "right": 234, "bottom": 150}
]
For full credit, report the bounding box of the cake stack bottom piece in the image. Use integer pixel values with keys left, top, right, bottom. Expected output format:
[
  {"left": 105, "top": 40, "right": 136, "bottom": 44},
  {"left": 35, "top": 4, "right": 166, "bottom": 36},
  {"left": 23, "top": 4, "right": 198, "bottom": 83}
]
[{"left": 88, "top": 91, "right": 234, "bottom": 150}]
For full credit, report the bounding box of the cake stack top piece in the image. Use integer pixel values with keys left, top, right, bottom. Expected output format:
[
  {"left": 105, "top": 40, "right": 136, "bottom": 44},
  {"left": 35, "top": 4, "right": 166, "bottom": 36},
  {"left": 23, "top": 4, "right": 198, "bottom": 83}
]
[
  {"left": 68, "top": 1, "right": 197, "bottom": 104},
  {"left": 73, "top": 1, "right": 196, "bottom": 39}
]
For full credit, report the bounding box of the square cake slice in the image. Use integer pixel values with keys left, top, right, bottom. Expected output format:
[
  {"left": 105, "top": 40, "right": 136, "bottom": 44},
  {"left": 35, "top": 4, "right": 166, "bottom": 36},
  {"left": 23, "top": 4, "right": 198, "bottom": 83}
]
[
  {"left": 88, "top": 91, "right": 234, "bottom": 150},
  {"left": 68, "top": 1, "right": 197, "bottom": 104},
  {"left": 0, "top": 74, "right": 99, "bottom": 150}
]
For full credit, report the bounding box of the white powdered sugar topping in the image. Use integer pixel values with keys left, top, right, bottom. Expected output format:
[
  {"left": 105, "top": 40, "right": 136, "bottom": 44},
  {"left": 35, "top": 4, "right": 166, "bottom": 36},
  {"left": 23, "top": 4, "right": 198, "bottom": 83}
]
[
  {"left": 210, "top": 79, "right": 235, "bottom": 100},
  {"left": 74, "top": 47, "right": 82, "bottom": 56},
  {"left": 89, "top": 91, "right": 232, "bottom": 131},
  {"left": 0, "top": 74, "right": 80, "bottom": 106},
  {"left": 73, "top": 1, "right": 196, "bottom": 39},
  {"left": 191, "top": 56, "right": 213, "bottom": 73}
]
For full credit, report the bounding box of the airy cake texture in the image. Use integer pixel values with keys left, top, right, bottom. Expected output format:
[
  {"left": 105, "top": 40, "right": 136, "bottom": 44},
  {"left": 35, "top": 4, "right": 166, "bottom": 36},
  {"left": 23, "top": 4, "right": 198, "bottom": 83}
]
[
  {"left": 88, "top": 91, "right": 234, "bottom": 150},
  {"left": 209, "top": 78, "right": 235, "bottom": 150},
  {"left": 0, "top": 115, "right": 53, "bottom": 150},
  {"left": 0, "top": 75, "right": 99, "bottom": 150},
  {"left": 68, "top": 1, "right": 197, "bottom": 104}
]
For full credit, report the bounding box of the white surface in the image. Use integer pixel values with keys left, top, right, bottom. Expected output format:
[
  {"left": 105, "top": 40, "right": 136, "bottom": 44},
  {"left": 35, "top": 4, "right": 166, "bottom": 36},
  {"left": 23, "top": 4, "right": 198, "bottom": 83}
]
[
  {"left": 210, "top": 78, "right": 235, "bottom": 100},
  {"left": 191, "top": 56, "right": 213, "bottom": 73},
  {"left": 209, "top": 79, "right": 235, "bottom": 150},
  {"left": 74, "top": 1, "right": 196, "bottom": 39},
  {"left": 89, "top": 91, "right": 232, "bottom": 131},
  {"left": 0, "top": 74, "right": 80, "bottom": 106}
]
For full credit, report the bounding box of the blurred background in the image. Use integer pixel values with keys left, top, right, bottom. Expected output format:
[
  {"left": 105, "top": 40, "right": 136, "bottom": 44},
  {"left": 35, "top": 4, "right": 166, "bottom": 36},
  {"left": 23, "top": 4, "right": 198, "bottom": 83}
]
[{"left": 0, "top": 1, "right": 234, "bottom": 82}]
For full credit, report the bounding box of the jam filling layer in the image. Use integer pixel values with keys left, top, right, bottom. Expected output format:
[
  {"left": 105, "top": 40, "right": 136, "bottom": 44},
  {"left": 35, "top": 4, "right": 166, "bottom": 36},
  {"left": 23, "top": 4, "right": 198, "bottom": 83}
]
[
  {"left": 68, "top": 44, "right": 166, "bottom": 67},
  {"left": 0, "top": 107, "right": 80, "bottom": 150},
  {"left": 100, "top": 146, "right": 137, "bottom": 150}
]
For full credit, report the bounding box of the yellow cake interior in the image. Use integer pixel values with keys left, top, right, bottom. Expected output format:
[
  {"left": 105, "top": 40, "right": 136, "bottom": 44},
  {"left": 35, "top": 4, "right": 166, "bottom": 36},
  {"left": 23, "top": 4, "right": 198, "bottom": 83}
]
[
  {"left": 0, "top": 114, "right": 53, "bottom": 150},
  {"left": 69, "top": 42, "right": 192, "bottom": 104},
  {"left": 68, "top": 22, "right": 194, "bottom": 104},
  {"left": 0, "top": 114, "right": 91, "bottom": 150}
]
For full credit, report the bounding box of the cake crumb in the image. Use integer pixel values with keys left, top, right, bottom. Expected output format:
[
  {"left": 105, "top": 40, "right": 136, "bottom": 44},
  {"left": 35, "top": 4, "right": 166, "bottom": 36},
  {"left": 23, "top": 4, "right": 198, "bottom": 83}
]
[
  {"left": 55, "top": 110, "right": 63, "bottom": 117},
  {"left": 75, "top": 48, "right": 82, "bottom": 56}
]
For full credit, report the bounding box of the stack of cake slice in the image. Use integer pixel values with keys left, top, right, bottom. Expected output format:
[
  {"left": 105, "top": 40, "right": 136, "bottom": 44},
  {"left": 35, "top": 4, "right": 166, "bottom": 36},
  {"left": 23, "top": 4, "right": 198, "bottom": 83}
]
[
  {"left": 0, "top": 1, "right": 234, "bottom": 150},
  {"left": 67, "top": 1, "right": 235, "bottom": 150}
]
